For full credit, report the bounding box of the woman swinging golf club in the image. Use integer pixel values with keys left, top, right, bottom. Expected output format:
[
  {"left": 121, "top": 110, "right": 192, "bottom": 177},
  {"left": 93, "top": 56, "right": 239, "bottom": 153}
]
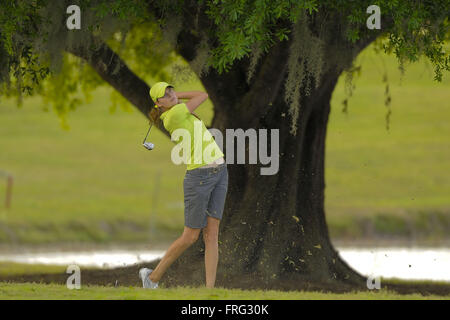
[{"left": 139, "top": 82, "right": 228, "bottom": 289}]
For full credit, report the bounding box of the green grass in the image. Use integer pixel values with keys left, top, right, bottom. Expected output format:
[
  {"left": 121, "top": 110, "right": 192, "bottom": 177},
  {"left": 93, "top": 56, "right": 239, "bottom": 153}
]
[
  {"left": 0, "top": 43, "right": 449, "bottom": 244},
  {"left": 327, "top": 51, "right": 450, "bottom": 213},
  {"left": 0, "top": 263, "right": 448, "bottom": 299},
  {"left": 0, "top": 282, "right": 447, "bottom": 300},
  {"left": 0, "top": 262, "right": 67, "bottom": 276}
]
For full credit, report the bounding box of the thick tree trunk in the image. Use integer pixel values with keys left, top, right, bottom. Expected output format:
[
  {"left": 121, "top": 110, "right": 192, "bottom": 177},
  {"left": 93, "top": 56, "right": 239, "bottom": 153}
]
[{"left": 161, "top": 56, "right": 367, "bottom": 292}]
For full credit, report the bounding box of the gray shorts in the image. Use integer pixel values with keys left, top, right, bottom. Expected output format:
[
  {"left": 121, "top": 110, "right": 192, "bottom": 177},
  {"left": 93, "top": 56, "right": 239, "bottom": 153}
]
[{"left": 183, "top": 163, "right": 228, "bottom": 229}]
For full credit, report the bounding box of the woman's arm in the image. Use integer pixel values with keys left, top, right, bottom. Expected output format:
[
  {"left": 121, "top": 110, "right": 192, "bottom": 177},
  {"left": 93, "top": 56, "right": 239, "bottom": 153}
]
[
  {"left": 175, "top": 91, "right": 209, "bottom": 113},
  {"left": 175, "top": 91, "right": 205, "bottom": 99}
]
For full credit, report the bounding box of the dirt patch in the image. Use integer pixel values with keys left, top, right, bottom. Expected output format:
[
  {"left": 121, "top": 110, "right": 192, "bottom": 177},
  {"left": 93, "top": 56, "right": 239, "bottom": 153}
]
[{"left": 0, "top": 261, "right": 449, "bottom": 297}]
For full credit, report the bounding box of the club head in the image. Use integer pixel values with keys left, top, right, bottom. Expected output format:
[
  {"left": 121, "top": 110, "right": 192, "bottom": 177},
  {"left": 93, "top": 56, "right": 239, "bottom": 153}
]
[{"left": 143, "top": 142, "right": 154, "bottom": 150}]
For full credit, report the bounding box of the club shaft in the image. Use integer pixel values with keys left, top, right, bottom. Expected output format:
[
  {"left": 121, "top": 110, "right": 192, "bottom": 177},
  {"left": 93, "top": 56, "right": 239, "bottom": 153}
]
[{"left": 143, "top": 122, "right": 153, "bottom": 143}]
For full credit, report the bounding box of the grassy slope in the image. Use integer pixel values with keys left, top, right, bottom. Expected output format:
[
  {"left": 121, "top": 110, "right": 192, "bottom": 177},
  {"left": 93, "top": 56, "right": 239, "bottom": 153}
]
[
  {"left": 326, "top": 48, "right": 450, "bottom": 240},
  {"left": 0, "top": 44, "right": 449, "bottom": 244}
]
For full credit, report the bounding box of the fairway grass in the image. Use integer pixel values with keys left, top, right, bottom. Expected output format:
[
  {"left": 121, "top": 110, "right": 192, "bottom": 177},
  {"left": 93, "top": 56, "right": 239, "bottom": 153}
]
[
  {"left": 0, "top": 262, "right": 448, "bottom": 300},
  {"left": 0, "top": 43, "right": 449, "bottom": 244},
  {"left": 0, "top": 282, "right": 448, "bottom": 300}
]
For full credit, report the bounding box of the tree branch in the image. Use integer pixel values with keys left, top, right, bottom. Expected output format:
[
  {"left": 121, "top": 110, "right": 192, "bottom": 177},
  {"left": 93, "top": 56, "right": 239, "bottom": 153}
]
[{"left": 66, "top": 35, "right": 170, "bottom": 137}]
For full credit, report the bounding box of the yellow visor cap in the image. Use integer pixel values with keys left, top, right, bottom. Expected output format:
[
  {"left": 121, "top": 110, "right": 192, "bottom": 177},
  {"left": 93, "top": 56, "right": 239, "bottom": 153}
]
[{"left": 149, "top": 82, "right": 174, "bottom": 108}]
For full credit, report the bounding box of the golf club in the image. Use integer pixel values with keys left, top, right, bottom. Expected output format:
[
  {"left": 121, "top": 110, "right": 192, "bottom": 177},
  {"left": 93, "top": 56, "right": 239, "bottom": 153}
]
[{"left": 142, "top": 122, "right": 154, "bottom": 150}]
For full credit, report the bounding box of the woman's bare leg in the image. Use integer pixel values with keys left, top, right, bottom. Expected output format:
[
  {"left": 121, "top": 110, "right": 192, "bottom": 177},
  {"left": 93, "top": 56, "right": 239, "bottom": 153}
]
[
  {"left": 149, "top": 226, "right": 201, "bottom": 283},
  {"left": 203, "top": 216, "right": 220, "bottom": 288}
]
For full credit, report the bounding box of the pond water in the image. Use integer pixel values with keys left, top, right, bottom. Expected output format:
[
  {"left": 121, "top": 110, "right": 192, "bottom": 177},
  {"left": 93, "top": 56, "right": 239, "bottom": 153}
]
[
  {"left": 0, "top": 247, "right": 448, "bottom": 282},
  {"left": 337, "top": 247, "right": 449, "bottom": 282}
]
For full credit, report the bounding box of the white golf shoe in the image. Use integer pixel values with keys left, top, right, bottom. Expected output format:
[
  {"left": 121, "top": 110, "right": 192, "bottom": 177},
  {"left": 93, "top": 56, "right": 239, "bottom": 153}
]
[{"left": 139, "top": 268, "right": 159, "bottom": 289}]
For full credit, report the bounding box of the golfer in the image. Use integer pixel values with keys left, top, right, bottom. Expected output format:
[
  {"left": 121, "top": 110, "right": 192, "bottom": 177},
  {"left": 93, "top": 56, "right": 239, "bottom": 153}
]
[{"left": 139, "top": 82, "right": 228, "bottom": 289}]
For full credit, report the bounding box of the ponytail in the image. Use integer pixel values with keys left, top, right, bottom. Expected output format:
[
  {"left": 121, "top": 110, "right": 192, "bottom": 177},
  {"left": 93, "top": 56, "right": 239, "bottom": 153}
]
[{"left": 148, "top": 107, "right": 162, "bottom": 126}]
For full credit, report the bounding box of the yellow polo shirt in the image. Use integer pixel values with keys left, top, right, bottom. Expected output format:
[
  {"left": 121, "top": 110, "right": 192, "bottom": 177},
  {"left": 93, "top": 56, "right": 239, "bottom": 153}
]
[{"left": 160, "top": 103, "right": 224, "bottom": 171}]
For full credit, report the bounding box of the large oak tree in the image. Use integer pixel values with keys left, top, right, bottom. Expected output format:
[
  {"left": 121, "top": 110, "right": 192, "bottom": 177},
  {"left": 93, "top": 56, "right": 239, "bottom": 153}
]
[{"left": 1, "top": 0, "right": 448, "bottom": 290}]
